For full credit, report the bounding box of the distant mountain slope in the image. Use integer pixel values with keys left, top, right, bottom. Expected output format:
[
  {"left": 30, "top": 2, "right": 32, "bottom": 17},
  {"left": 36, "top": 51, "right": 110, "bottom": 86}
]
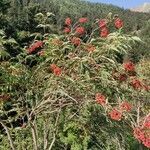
[
  {"left": 131, "top": 2, "right": 150, "bottom": 13},
  {"left": 8, "top": 0, "right": 150, "bottom": 32},
  {"left": 39, "top": 0, "right": 150, "bottom": 30}
]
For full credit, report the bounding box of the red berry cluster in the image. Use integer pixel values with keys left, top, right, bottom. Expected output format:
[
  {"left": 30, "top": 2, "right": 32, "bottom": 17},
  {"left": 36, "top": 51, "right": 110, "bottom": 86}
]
[
  {"left": 64, "top": 27, "right": 71, "bottom": 33},
  {"left": 79, "top": 17, "right": 88, "bottom": 23},
  {"left": 75, "top": 26, "right": 85, "bottom": 35},
  {"left": 114, "top": 18, "right": 123, "bottom": 29},
  {"left": 123, "top": 61, "right": 135, "bottom": 72},
  {"left": 63, "top": 16, "right": 124, "bottom": 48},
  {"left": 112, "top": 61, "right": 149, "bottom": 91},
  {"left": 95, "top": 93, "right": 132, "bottom": 121},
  {"left": 95, "top": 93, "right": 106, "bottom": 106},
  {"left": 109, "top": 101, "right": 132, "bottom": 121},
  {"left": 99, "top": 19, "right": 109, "bottom": 38},
  {"left": 27, "top": 41, "right": 44, "bottom": 54},
  {"left": 143, "top": 115, "right": 150, "bottom": 129},
  {"left": 99, "top": 19, "right": 107, "bottom": 28},
  {"left": 64, "top": 17, "right": 88, "bottom": 34},
  {"left": 123, "top": 61, "right": 140, "bottom": 88},
  {"left": 65, "top": 17, "right": 72, "bottom": 26},
  {"left": 64, "top": 17, "right": 72, "bottom": 34},
  {"left": 109, "top": 109, "right": 122, "bottom": 121},
  {"left": 50, "top": 64, "right": 62, "bottom": 76},
  {"left": 64, "top": 17, "right": 88, "bottom": 46},
  {"left": 123, "top": 61, "right": 150, "bottom": 91},
  {"left": 130, "top": 78, "right": 143, "bottom": 90},
  {"left": 95, "top": 92, "right": 149, "bottom": 148},
  {"left": 133, "top": 115, "right": 150, "bottom": 148},
  {"left": 99, "top": 17, "right": 123, "bottom": 38}
]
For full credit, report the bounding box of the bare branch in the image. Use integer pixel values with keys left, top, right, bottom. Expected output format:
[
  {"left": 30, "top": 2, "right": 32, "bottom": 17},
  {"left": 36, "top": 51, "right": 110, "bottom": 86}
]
[
  {"left": 48, "top": 109, "right": 61, "bottom": 150},
  {"left": 0, "top": 121, "right": 15, "bottom": 150},
  {"left": 30, "top": 122, "right": 38, "bottom": 150}
]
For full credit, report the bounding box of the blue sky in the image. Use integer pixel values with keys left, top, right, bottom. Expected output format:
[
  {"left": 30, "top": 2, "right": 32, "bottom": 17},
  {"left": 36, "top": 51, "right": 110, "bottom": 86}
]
[{"left": 85, "top": 0, "right": 150, "bottom": 9}]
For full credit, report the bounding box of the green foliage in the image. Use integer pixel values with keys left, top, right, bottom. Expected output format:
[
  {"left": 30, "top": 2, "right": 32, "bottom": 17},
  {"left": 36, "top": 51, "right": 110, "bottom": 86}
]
[
  {"left": 37, "top": 0, "right": 150, "bottom": 32},
  {"left": 138, "top": 20, "right": 150, "bottom": 57},
  {"left": 0, "top": 1, "right": 150, "bottom": 149},
  {"left": 1, "top": 30, "right": 148, "bottom": 149},
  {"left": 128, "top": 20, "right": 150, "bottom": 62},
  {"left": 1, "top": 0, "right": 150, "bottom": 34},
  {"left": 0, "top": 30, "right": 10, "bottom": 60},
  {"left": 0, "top": 0, "right": 10, "bottom": 14}
]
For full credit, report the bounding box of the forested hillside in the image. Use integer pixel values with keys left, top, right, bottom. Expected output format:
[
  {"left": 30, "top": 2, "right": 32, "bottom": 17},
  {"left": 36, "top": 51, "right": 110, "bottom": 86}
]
[
  {"left": 1, "top": 0, "right": 150, "bottom": 60},
  {"left": 1, "top": 0, "right": 150, "bottom": 32}
]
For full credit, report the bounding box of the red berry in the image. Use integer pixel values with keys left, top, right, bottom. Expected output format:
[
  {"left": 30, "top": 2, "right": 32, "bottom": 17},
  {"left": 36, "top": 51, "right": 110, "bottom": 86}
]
[
  {"left": 75, "top": 26, "right": 85, "bottom": 35},
  {"left": 114, "top": 18, "right": 123, "bottom": 29},
  {"left": 123, "top": 61, "right": 135, "bottom": 72},
  {"left": 79, "top": 17, "right": 88, "bottom": 23},
  {"left": 120, "top": 101, "right": 132, "bottom": 112},
  {"left": 109, "top": 109, "right": 122, "bottom": 121},
  {"left": 100, "top": 27, "right": 109, "bottom": 38},
  {"left": 131, "top": 78, "right": 143, "bottom": 90},
  {"left": 53, "top": 67, "right": 62, "bottom": 76},
  {"left": 64, "top": 27, "right": 71, "bottom": 33},
  {"left": 95, "top": 93, "right": 106, "bottom": 106},
  {"left": 65, "top": 18, "right": 72, "bottom": 26},
  {"left": 99, "top": 19, "right": 107, "bottom": 28}
]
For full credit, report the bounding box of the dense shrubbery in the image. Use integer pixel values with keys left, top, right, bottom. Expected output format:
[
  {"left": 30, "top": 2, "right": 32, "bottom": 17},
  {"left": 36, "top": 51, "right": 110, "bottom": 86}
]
[
  {"left": 0, "top": 0, "right": 150, "bottom": 150},
  {"left": 1, "top": 10, "right": 150, "bottom": 149}
]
